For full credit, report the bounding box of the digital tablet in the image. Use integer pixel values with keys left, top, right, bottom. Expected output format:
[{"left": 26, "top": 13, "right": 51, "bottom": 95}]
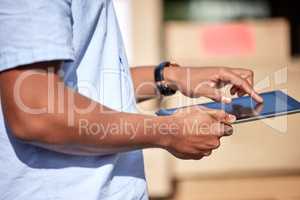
[{"left": 156, "top": 90, "right": 300, "bottom": 124}]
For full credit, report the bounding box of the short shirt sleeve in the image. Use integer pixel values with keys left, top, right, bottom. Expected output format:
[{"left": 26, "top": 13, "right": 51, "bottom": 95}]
[{"left": 0, "top": 0, "right": 75, "bottom": 71}]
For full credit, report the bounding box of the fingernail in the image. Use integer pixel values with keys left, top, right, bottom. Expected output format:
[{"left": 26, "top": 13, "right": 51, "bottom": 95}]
[
  {"left": 221, "top": 97, "right": 232, "bottom": 104},
  {"left": 227, "top": 114, "right": 236, "bottom": 123},
  {"left": 258, "top": 95, "right": 264, "bottom": 103},
  {"left": 209, "top": 82, "right": 216, "bottom": 87},
  {"left": 254, "top": 93, "right": 263, "bottom": 103}
]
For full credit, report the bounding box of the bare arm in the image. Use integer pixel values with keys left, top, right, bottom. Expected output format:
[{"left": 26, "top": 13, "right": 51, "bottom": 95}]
[
  {"left": 0, "top": 62, "right": 163, "bottom": 155},
  {"left": 131, "top": 66, "right": 158, "bottom": 101},
  {"left": 131, "top": 65, "right": 263, "bottom": 103},
  {"left": 0, "top": 61, "right": 234, "bottom": 159}
]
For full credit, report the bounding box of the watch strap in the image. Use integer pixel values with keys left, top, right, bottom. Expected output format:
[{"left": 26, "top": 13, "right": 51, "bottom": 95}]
[{"left": 154, "top": 61, "right": 177, "bottom": 96}]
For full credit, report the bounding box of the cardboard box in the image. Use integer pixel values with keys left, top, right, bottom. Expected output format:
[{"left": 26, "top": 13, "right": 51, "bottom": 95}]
[
  {"left": 165, "top": 18, "right": 290, "bottom": 67},
  {"left": 172, "top": 176, "right": 300, "bottom": 200},
  {"left": 140, "top": 18, "right": 296, "bottom": 197}
]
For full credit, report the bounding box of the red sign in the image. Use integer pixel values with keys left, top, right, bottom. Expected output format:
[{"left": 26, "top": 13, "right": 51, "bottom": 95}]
[{"left": 201, "top": 23, "right": 255, "bottom": 56}]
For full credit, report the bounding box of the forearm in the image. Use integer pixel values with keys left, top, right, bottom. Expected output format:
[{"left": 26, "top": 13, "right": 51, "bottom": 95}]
[
  {"left": 131, "top": 66, "right": 179, "bottom": 101},
  {"left": 0, "top": 64, "right": 168, "bottom": 156},
  {"left": 131, "top": 66, "right": 157, "bottom": 101},
  {"left": 29, "top": 88, "right": 167, "bottom": 155},
  {"left": 29, "top": 88, "right": 162, "bottom": 155}
]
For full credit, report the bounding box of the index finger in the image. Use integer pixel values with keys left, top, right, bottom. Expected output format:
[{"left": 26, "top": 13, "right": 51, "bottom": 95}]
[
  {"left": 231, "top": 68, "right": 254, "bottom": 86},
  {"left": 231, "top": 68, "right": 254, "bottom": 97},
  {"left": 219, "top": 69, "right": 263, "bottom": 103}
]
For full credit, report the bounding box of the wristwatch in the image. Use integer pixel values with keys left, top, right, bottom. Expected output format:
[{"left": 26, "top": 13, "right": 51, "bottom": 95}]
[{"left": 154, "top": 61, "right": 179, "bottom": 96}]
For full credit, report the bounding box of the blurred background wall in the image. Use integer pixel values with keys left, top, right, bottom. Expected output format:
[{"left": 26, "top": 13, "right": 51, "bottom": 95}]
[{"left": 114, "top": 0, "right": 300, "bottom": 199}]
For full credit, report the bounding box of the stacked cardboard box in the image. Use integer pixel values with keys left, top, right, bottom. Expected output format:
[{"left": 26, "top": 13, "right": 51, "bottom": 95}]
[
  {"left": 139, "top": 65, "right": 300, "bottom": 200},
  {"left": 139, "top": 18, "right": 300, "bottom": 199}
]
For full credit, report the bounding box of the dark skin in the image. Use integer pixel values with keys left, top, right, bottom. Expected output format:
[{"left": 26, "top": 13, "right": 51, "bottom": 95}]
[{"left": 0, "top": 61, "right": 261, "bottom": 159}]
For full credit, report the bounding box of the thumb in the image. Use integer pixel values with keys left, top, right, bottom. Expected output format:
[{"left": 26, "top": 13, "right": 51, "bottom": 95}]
[{"left": 205, "top": 109, "right": 236, "bottom": 124}]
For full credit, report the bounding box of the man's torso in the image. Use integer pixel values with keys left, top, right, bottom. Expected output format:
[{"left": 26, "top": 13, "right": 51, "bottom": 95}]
[{"left": 0, "top": 0, "right": 148, "bottom": 199}]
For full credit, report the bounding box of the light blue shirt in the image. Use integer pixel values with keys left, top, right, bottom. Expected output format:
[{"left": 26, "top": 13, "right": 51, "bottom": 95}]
[{"left": 0, "top": 0, "right": 148, "bottom": 199}]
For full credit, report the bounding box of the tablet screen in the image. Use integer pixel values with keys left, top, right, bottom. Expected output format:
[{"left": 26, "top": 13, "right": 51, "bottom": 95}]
[
  {"left": 203, "top": 91, "right": 299, "bottom": 120},
  {"left": 157, "top": 91, "right": 300, "bottom": 122}
]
